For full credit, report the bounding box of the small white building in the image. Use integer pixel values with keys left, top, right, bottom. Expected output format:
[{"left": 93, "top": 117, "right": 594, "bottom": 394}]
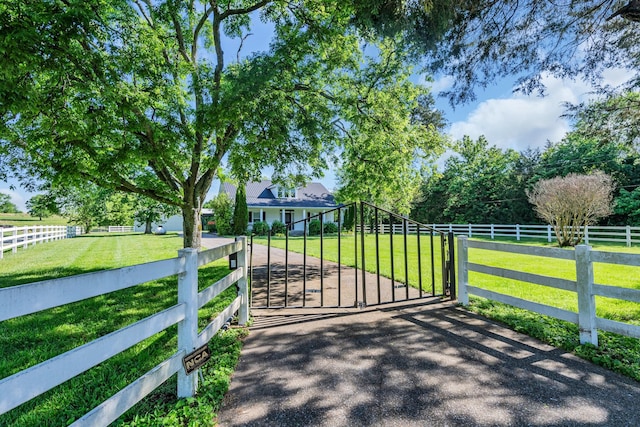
[
  {"left": 219, "top": 180, "right": 339, "bottom": 232},
  {"left": 133, "top": 209, "right": 214, "bottom": 233}
]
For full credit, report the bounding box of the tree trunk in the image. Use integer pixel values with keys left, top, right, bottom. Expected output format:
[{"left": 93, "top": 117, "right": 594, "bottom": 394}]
[
  {"left": 182, "top": 204, "right": 202, "bottom": 249},
  {"left": 144, "top": 220, "right": 152, "bottom": 234}
]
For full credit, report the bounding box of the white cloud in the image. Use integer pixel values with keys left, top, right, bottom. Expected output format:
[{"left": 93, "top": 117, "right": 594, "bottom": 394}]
[
  {"left": 447, "top": 71, "right": 632, "bottom": 152},
  {"left": 448, "top": 75, "right": 587, "bottom": 151}
]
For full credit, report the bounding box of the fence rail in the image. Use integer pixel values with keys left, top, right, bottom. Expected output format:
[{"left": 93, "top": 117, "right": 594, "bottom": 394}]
[
  {"left": 0, "top": 237, "right": 249, "bottom": 426},
  {"left": 0, "top": 225, "right": 75, "bottom": 259},
  {"left": 358, "top": 223, "right": 640, "bottom": 247},
  {"left": 457, "top": 236, "right": 640, "bottom": 346}
]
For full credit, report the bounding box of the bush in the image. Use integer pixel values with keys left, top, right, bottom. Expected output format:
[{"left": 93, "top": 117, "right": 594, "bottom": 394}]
[
  {"left": 270, "top": 220, "right": 287, "bottom": 235},
  {"left": 323, "top": 222, "right": 338, "bottom": 234},
  {"left": 251, "top": 221, "right": 270, "bottom": 236},
  {"left": 206, "top": 220, "right": 216, "bottom": 233},
  {"left": 308, "top": 219, "right": 321, "bottom": 236}
]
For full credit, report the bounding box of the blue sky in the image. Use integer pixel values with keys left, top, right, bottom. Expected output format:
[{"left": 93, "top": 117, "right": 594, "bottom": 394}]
[{"left": 1, "top": 15, "right": 629, "bottom": 212}]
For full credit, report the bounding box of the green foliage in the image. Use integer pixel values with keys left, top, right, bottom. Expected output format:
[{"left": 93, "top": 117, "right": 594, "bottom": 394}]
[
  {"left": 323, "top": 222, "right": 338, "bottom": 234},
  {"left": 270, "top": 220, "right": 287, "bottom": 236},
  {"left": 615, "top": 188, "right": 640, "bottom": 225},
  {"left": 412, "top": 136, "right": 531, "bottom": 224},
  {"left": 25, "top": 194, "right": 56, "bottom": 220},
  {"left": 308, "top": 219, "right": 321, "bottom": 236},
  {"left": 133, "top": 196, "right": 180, "bottom": 234},
  {"left": 251, "top": 221, "right": 269, "bottom": 236},
  {"left": 0, "top": 193, "right": 19, "bottom": 213},
  {"left": 342, "top": 204, "right": 355, "bottom": 231},
  {"left": 210, "top": 194, "right": 233, "bottom": 236},
  {"left": 232, "top": 185, "right": 248, "bottom": 236}
]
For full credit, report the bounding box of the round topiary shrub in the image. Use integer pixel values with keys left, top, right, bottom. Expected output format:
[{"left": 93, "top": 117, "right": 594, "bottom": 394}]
[
  {"left": 323, "top": 221, "right": 338, "bottom": 234},
  {"left": 251, "top": 221, "right": 270, "bottom": 236},
  {"left": 270, "top": 220, "right": 287, "bottom": 235},
  {"left": 308, "top": 219, "right": 321, "bottom": 236}
]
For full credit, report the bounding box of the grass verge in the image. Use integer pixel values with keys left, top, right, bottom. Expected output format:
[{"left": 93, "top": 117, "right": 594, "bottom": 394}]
[{"left": 1, "top": 233, "right": 247, "bottom": 426}]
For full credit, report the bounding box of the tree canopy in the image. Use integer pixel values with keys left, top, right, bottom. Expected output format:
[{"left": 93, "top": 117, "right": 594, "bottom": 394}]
[{"left": 0, "top": 0, "right": 442, "bottom": 248}]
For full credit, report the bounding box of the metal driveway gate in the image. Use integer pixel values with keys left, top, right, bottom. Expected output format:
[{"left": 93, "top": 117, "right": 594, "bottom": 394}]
[{"left": 250, "top": 202, "right": 455, "bottom": 309}]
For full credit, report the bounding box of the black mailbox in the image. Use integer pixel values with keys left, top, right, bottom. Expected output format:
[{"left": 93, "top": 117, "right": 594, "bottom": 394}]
[{"left": 229, "top": 252, "right": 238, "bottom": 270}]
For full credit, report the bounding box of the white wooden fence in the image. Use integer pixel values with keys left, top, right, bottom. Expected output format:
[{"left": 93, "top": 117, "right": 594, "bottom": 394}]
[
  {"left": 0, "top": 237, "right": 249, "bottom": 426},
  {"left": 457, "top": 236, "right": 640, "bottom": 346},
  {"left": 358, "top": 223, "right": 640, "bottom": 247},
  {"left": 0, "top": 226, "right": 74, "bottom": 259}
]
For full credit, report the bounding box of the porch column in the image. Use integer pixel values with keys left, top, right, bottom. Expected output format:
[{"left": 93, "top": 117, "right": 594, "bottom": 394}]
[
  {"left": 281, "top": 209, "right": 285, "bottom": 223},
  {"left": 260, "top": 208, "right": 264, "bottom": 222}
]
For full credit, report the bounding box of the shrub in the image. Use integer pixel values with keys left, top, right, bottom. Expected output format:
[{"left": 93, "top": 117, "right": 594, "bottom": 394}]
[
  {"left": 251, "top": 221, "right": 269, "bottom": 236},
  {"left": 206, "top": 220, "right": 216, "bottom": 233},
  {"left": 323, "top": 222, "right": 338, "bottom": 234},
  {"left": 270, "top": 220, "right": 287, "bottom": 235},
  {"left": 308, "top": 219, "right": 321, "bottom": 236}
]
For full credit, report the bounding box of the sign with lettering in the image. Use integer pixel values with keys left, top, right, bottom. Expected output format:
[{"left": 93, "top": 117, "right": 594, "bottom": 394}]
[{"left": 182, "top": 344, "right": 211, "bottom": 375}]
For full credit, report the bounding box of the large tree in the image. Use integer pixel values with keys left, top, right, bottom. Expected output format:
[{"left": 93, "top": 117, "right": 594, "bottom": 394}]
[{"left": 0, "top": 1, "right": 440, "bottom": 248}]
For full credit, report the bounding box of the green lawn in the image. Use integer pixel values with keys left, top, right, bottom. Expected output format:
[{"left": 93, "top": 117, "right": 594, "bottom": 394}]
[
  {"left": 0, "top": 233, "right": 245, "bottom": 427},
  {"left": 0, "top": 213, "right": 71, "bottom": 227},
  {"left": 256, "top": 232, "right": 640, "bottom": 381}
]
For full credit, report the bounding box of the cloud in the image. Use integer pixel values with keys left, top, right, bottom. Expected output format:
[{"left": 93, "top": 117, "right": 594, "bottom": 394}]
[
  {"left": 447, "top": 75, "right": 589, "bottom": 151},
  {"left": 446, "top": 71, "right": 632, "bottom": 152}
]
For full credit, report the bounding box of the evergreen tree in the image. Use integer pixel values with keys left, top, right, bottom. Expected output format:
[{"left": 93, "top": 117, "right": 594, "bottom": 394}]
[{"left": 233, "top": 185, "right": 248, "bottom": 236}]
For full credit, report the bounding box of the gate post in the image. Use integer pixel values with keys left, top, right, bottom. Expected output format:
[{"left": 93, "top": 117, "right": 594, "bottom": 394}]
[
  {"left": 177, "top": 248, "right": 199, "bottom": 398},
  {"left": 448, "top": 232, "right": 456, "bottom": 300},
  {"left": 457, "top": 236, "right": 468, "bottom": 305},
  {"left": 237, "top": 237, "right": 249, "bottom": 325}
]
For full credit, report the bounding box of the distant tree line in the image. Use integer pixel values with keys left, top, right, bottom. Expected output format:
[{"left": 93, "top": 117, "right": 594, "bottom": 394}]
[{"left": 411, "top": 133, "right": 640, "bottom": 226}]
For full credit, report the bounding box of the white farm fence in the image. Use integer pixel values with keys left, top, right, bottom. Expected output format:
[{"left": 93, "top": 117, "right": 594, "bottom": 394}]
[
  {"left": 358, "top": 223, "right": 640, "bottom": 247},
  {"left": 457, "top": 237, "right": 640, "bottom": 346},
  {"left": 0, "top": 237, "right": 249, "bottom": 426},
  {"left": 0, "top": 225, "right": 80, "bottom": 259}
]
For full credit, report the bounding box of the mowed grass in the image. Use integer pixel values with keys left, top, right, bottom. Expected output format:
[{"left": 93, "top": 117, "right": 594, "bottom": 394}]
[
  {"left": 257, "top": 232, "right": 640, "bottom": 381},
  {"left": 0, "top": 213, "right": 71, "bottom": 227},
  {"left": 0, "top": 233, "right": 246, "bottom": 426}
]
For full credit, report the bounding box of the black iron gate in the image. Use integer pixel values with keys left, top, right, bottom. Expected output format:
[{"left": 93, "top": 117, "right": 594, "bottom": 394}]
[{"left": 249, "top": 202, "right": 455, "bottom": 309}]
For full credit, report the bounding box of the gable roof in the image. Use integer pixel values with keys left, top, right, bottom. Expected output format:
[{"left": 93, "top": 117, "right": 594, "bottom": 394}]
[{"left": 219, "top": 180, "right": 337, "bottom": 209}]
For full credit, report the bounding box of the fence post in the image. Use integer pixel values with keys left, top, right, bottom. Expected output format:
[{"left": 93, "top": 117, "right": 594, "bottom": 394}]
[
  {"left": 627, "top": 225, "right": 632, "bottom": 247},
  {"left": 516, "top": 224, "right": 520, "bottom": 241},
  {"left": 0, "top": 229, "right": 3, "bottom": 259},
  {"left": 177, "top": 248, "right": 199, "bottom": 397},
  {"left": 236, "top": 236, "right": 249, "bottom": 325},
  {"left": 575, "top": 245, "right": 597, "bottom": 346},
  {"left": 547, "top": 225, "right": 552, "bottom": 242},
  {"left": 468, "top": 224, "right": 472, "bottom": 238},
  {"left": 584, "top": 225, "right": 589, "bottom": 245},
  {"left": 457, "top": 236, "right": 469, "bottom": 305},
  {"left": 490, "top": 224, "right": 494, "bottom": 240}
]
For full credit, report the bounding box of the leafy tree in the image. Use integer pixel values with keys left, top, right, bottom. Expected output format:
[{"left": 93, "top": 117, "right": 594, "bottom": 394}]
[
  {"left": 25, "top": 194, "right": 57, "bottom": 220},
  {"left": 614, "top": 188, "right": 640, "bottom": 225},
  {"left": 208, "top": 193, "right": 233, "bottom": 236},
  {"left": 527, "top": 172, "right": 614, "bottom": 247},
  {"left": 133, "top": 196, "right": 180, "bottom": 234},
  {"left": 1, "top": 1, "right": 444, "bottom": 249},
  {"left": 0, "top": 193, "right": 19, "bottom": 213},
  {"left": 232, "top": 184, "right": 248, "bottom": 236},
  {"left": 53, "top": 184, "right": 111, "bottom": 233},
  {"left": 412, "top": 136, "right": 526, "bottom": 224}
]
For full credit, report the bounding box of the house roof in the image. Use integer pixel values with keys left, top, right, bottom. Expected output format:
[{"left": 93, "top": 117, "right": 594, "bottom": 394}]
[{"left": 219, "top": 180, "right": 338, "bottom": 209}]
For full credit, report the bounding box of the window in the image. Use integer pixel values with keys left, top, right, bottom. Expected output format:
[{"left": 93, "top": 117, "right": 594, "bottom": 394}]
[
  {"left": 249, "top": 211, "right": 261, "bottom": 223},
  {"left": 276, "top": 186, "right": 295, "bottom": 199}
]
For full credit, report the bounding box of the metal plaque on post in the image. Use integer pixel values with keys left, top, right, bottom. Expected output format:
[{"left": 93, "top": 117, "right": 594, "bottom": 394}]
[{"left": 182, "top": 344, "right": 211, "bottom": 375}]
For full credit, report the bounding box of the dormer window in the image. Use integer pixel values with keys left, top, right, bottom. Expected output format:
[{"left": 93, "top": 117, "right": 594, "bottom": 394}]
[{"left": 276, "top": 186, "right": 296, "bottom": 199}]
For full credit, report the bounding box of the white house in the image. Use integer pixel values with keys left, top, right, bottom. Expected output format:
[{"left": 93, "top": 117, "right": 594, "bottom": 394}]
[{"left": 219, "top": 180, "right": 339, "bottom": 232}]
